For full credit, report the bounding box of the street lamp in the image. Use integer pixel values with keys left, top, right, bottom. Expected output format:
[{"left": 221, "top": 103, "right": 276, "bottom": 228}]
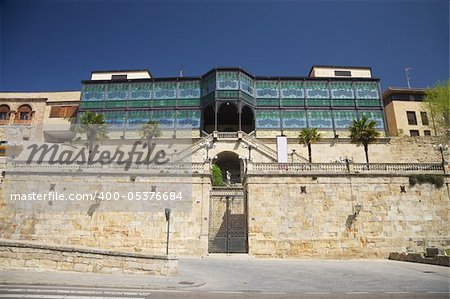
[
  {"left": 165, "top": 208, "right": 171, "bottom": 255},
  {"left": 203, "top": 141, "right": 215, "bottom": 161},
  {"left": 242, "top": 145, "right": 255, "bottom": 161},
  {"left": 433, "top": 144, "right": 448, "bottom": 173}
]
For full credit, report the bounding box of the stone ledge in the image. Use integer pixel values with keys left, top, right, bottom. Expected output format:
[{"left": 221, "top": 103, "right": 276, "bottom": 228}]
[
  {"left": 0, "top": 239, "right": 178, "bottom": 275},
  {"left": 0, "top": 239, "right": 175, "bottom": 260},
  {"left": 389, "top": 252, "right": 450, "bottom": 267}
]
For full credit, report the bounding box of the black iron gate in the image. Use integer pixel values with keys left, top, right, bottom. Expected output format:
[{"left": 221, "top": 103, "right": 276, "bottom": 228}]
[{"left": 208, "top": 188, "right": 247, "bottom": 253}]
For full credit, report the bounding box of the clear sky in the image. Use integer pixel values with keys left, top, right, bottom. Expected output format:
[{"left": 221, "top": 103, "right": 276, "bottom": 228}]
[{"left": 1, "top": 0, "right": 448, "bottom": 92}]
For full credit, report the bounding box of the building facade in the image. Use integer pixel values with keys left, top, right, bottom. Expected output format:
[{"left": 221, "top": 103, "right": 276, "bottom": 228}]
[
  {"left": 78, "top": 66, "right": 386, "bottom": 138},
  {"left": 382, "top": 87, "right": 436, "bottom": 137},
  {"left": 0, "top": 91, "right": 80, "bottom": 142},
  {"left": 0, "top": 66, "right": 448, "bottom": 274}
]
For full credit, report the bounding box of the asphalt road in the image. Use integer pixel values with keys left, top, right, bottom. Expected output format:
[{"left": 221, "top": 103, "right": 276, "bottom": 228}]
[
  {"left": 179, "top": 257, "right": 449, "bottom": 293},
  {"left": 0, "top": 257, "right": 448, "bottom": 298},
  {"left": 0, "top": 284, "right": 448, "bottom": 299}
]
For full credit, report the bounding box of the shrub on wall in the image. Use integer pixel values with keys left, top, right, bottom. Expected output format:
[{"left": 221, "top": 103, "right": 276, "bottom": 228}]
[
  {"left": 211, "top": 164, "right": 225, "bottom": 186},
  {"left": 409, "top": 174, "right": 445, "bottom": 188}
]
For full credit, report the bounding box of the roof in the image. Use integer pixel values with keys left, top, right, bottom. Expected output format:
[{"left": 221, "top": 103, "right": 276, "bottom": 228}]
[
  {"left": 82, "top": 66, "right": 380, "bottom": 84},
  {"left": 382, "top": 87, "right": 426, "bottom": 98},
  {"left": 308, "top": 65, "right": 372, "bottom": 77},
  {"left": 90, "top": 69, "right": 153, "bottom": 78}
]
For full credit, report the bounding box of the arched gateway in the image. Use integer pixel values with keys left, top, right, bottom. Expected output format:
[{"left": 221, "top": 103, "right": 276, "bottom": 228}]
[{"left": 208, "top": 151, "right": 248, "bottom": 253}]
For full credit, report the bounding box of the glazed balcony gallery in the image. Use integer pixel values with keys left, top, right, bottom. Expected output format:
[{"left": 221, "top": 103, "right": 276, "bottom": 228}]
[{"left": 78, "top": 66, "right": 386, "bottom": 134}]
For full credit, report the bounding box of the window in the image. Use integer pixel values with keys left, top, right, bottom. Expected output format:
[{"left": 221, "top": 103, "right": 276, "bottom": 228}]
[
  {"left": 424, "top": 130, "right": 431, "bottom": 136},
  {"left": 111, "top": 74, "right": 127, "bottom": 80},
  {"left": 410, "top": 130, "right": 419, "bottom": 137},
  {"left": 420, "top": 111, "right": 429, "bottom": 125},
  {"left": 0, "top": 105, "right": 10, "bottom": 121},
  {"left": 406, "top": 111, "right": 417, "bottom": 125},
  {"left": 334, "top": 70, "right": 351, "bottom": 77},
  {"left": 15, "top": 105, "right": 32, "bottom": 123},
  {"left": 49, "top": 106, "right": 78, "bottom": 118},
  {"left": 20, "top": 112, "right": 29, "bottom": 120}
]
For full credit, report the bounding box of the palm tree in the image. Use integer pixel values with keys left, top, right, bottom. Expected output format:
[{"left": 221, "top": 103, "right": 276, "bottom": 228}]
[
  {"left": 140, "top": 120, "right": 162, "bottom": 161},
  {"left": 349, "top": 115, "right": 380, "bottom": 164},
  {"left": 77, "top": 111, "right": 108, "bottom": 161},
  {"left": 299, "top": 128, "right": 322, "bottom": 163}
]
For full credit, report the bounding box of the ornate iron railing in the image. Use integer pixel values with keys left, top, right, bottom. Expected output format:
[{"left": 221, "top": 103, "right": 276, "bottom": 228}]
[{"left": 210, "top": 186, "right": 245, "bottom": 197}]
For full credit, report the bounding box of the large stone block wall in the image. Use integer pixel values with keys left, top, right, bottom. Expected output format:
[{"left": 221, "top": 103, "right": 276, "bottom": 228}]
[
  {"left": 0, "top": 239, "right": 178, "bottom": 275},
  {"left": 245, "top": 175, "right": 450, "bottom": 258},
  {"left": 0, "top": 173, "right": 211, "bottom": 257}
]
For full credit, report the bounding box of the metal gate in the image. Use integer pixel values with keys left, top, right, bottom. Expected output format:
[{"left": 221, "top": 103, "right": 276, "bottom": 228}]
[{"left": 208, "top": 188, "right": 247, "bottom": 253}]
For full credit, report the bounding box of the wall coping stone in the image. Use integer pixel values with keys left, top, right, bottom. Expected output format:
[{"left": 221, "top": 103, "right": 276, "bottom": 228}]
[{"left": 0, "top": 239, "right": 176, "bottom": 261}]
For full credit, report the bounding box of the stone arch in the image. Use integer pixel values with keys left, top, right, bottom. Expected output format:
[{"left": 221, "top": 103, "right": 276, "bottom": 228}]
[
  {"left": 241, "top": 105, "right": 255, "bottom": 133},
  {"left": 202, "top": 104, "right": 215, "bottom": 133},
  {"left": 0, "top": 104, "right": 11, "bottom": 121},
  {"left": 214, "top": 151, "right": 242, "bottom": 184},
  {"left": 217, "top": 102, "right": 239, "bottom": 132},
  {"left": 15, "top": 104, "right": 33, "bottom": 123}
]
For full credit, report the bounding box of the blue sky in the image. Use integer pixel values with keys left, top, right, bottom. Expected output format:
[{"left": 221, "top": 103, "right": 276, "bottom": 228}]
[{"left": 1, "top": 0, "right": 448, "bottom": 91}]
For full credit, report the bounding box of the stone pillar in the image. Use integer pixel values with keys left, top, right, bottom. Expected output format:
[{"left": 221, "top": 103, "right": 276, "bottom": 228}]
[{"left": 199, "top": 177, "right": 211, "bottom": 256}]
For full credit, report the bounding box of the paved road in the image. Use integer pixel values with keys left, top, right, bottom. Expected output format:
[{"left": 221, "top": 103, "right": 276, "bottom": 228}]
[
  {"left": 0, "top": 257, "right": 448, "bottom": 298},
  {"left": 0, "top": 284, "right": 448, "bottom": 298},
  {"left": 179, "top": 257, "right": 449, "bottom": 293}
]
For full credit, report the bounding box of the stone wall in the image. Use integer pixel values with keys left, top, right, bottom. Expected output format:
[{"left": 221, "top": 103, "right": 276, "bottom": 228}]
[
  {"left": 0, "top": 173, "right": 211, "bottom": 257},
  {"left": 389, "top": 252, "right": 450, "bottom": 267},
  {"left": 0, "top": 239, "right": 178, "bottom": 275},
  {"left": 245, "top": 174, "right": 450, "bottom": 258},
  {"left": 0, "top": 135, "right": 448, "bottom": 261}
]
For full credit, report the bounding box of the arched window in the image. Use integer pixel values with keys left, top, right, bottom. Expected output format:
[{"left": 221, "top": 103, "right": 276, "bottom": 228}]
[
  {"left": 15, "top": 104, "right": 33, "bottom": 123},
  {"left": 0, "top": 105, "right": 10, "bottom": 122}
]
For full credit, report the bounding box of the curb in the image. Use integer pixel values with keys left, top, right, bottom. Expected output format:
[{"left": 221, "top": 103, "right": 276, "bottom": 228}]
[{"left": 0, "top": 281, "right": 207, "bottom": 290}]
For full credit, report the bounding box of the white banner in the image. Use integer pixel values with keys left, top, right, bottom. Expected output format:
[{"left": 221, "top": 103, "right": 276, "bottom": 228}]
[{"left": 276, "top": 136, "right": 288, "bottom": 163}]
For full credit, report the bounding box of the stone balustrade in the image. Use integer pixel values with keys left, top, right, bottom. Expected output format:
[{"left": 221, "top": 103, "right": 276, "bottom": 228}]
[
  {"left": 241, "top": 132, "right": 278, "bottom": 161},
  {"left": 216, "top": 132, "right": 239, "bottom": 140},
  {"left": 6, "top": 160, "right": 207, "bottom": 175},
  {"left": 173, "top": 133, "right": 213, "bottom": 161},
  {"left": 250, "top": 162, "right": 445, "bottom": 174}
]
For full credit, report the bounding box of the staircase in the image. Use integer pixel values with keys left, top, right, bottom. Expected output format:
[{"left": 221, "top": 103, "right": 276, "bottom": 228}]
[
  {"left": 172, "top": 133, "right": 213, "bottom": 162},
  {"left": 241, "top": 132, "right": 278, "bottom": 161},
  {"left": 172, "top": 131, "right": 309, "bottom": 163},
  {"left": 242, "top": 132, "right": 309, "bottom": 163}
]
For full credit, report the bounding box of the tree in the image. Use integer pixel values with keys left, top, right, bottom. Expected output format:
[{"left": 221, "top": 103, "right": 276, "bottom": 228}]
[
  {"left": 349, "top": 115, "right": 380, "bottom": 164},
  {"left": 299, "top": 128, "right": 322, "bottom": 163},
  {"left": 423, "top": 80, "right": 450, "bottom": 138},
  {"left": 77, "top": 111, "right": 108, "bottom": 161},
  {"left": 140, "top": 120, "right": 162, "bottom": 162},
  {"left": 211, "top": 164, "right": 225, "bottom": 186}
]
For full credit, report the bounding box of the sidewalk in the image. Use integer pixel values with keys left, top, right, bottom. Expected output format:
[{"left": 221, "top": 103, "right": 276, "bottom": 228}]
[{"left": 0, "top": 268, "right": 205, "bottom": 290}]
